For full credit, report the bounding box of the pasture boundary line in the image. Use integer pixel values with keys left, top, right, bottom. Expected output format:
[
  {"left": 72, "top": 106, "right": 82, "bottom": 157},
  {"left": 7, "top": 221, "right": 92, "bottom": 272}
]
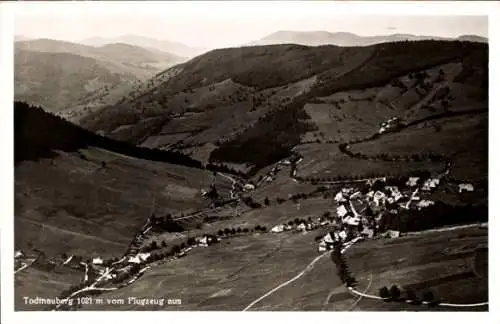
[
  {"left": 242, "top": 251, "right": 330, "bottom": 311},
  {"left": 341, "top": 236, "right": 488, "bottom": 309}
]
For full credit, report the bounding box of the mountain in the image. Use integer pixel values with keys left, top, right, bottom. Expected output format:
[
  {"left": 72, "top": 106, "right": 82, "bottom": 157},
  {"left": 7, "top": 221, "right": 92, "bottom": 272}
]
[
  {"left": 458, "top": 35, "right": 488, "bottom": 43},
  {"left": 76, "top": 40, "right": 487, "bottom": 179},
  {"left": 247, "top": 30, "right": 488, "bottom": 47},
  {"left": 14, "top": 39, "right": 488, "bottom": 311},
  {"left": 80, "top": 34, "right": 207, "bottom": 58},
  {"left": 14, "top": 39, "right": 187, "bottom": 112}
]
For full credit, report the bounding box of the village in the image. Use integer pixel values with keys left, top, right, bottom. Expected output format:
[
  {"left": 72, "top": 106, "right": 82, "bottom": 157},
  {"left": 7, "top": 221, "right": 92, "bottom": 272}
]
[{"left": 13, "top": 145, "right": 477, "bottom": 311}]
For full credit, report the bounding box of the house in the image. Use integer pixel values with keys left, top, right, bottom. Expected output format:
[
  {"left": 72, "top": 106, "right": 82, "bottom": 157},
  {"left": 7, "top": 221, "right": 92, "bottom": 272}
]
[
  {"left": 458, "top": 183, "right": 474, "bottom": 193},
  {"left": 128, "top": 252, "right": 151, "bottom": 264},
  {"left": 318, "top": 241, "right": 327, "bottom": 252},
  {"left": 271, "top": 225, "right": 285, "bottom": 233},
  {"left": 417, "top": 200, "right": 434, "bottom": 209},
  {"left": 14, "top": 250, "right": 24, "bottom": 259},
  {"left": 361, "top": 228, "right": 374, "bottom": 238},
  {"left": 338, "top": 230, "right": 348, "bottom": 241},
  {"left": 198, "top": 236, "right": 209, "bottom": 247},
  {"left": 422, "top": 178, "right": 440, "bottom": 191},
  {"left": 92, "top": 257, "right": 103, "bottom": 265},
  {"left": 342, "top": 188, "right": 354, "bottom": 195},
  {"left": 334, "top": 191, "right": 346, "bottom": 202},
  {"left": 323, "top": 232, "right": 335, "bottom": 244},
  {"left": 243, "top": 184, "right": 255, "bottom": 191},
  {"left": 386, "top": 230, "right": 400, "bottom": 238},
  {"left": 406, "top": 177, "right": 420, "bottom": 187},
  {"left": 343, "top": 216, "right": 361, "bottom": 226},
  {"left": 282, "top": 159, "right": 291, "bottom": 165},
  {"left": 337, "top": 205, "right": 348, "bottom": 218},
  {"left": 265, "top": 176, "right": 273, "bottom": 183},
  {"left": 296, "top": 223, "right": 307, "bottom": 232},
  {"left": 373, "top": 191, "right": 386, "bottom": 206}
]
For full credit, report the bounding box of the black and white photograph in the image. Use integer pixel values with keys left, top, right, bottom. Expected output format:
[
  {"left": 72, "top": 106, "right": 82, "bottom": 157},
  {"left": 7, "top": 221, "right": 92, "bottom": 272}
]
[{"left": 0, "top": 0, "right": 498, "bottom": 322}]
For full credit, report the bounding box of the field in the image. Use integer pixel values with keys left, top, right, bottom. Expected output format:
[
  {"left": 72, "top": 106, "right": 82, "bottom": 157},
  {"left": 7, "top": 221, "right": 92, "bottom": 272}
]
[
  {"left": 349, "top": 112, "right": 487, "bottom": 181},
  {"left": 15, "top": 147, "right": 231, "bottom": 258},
  {"left": 294, "top": 143, "right": 444, "bottom": 179},
  {"left": 75, "top": 224, "right": 487, "bottom": 311}
]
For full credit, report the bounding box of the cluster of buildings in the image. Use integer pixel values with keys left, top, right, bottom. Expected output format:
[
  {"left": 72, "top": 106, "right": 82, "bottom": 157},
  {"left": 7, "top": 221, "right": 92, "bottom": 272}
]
[{"left": 378, "top": 117, "right": 402, "bottom": 134}]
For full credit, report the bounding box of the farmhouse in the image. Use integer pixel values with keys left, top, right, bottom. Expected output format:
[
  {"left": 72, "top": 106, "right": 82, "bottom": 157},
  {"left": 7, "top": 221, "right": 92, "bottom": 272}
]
[
  {"left": 422, "top": 178, "right": 440, "bottom": 191},
  {"left": 271, "top": 225, "right": 285, "bottom": 233},
  {"left": 92, "top": 257, "right": 103, "bottom": 265},
  {"left": 373, "top": 191, "right": 386, "bottom": 206},
  {"left": 406, "top": 177, "right": 420, "bottom": 187},
  {"left": 243, "top": 184, "right": 255, "bottom": 191},
  {"left": 128, "top": 252, "right": 151, "bottom": 264},
  {"left": 458, "top": 183, "right": 474, "bottom": 193},
  {"left": 417, "top": 200, "right": 435, "bottom": 209},
  {"left": 296, "top": 223, "right": 307, "bottom": 232},
  {"left": 337, "top": 205, "right": 348, "bottom": 218},
  {"left": 335, "top": 191, "right": 346, "bottom": 202}
]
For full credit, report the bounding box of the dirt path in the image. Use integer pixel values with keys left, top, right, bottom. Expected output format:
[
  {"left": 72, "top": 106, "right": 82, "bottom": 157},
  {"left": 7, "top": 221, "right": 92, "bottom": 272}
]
[{"left": 242, "top": 251, "right": 330, "bottom": 311}]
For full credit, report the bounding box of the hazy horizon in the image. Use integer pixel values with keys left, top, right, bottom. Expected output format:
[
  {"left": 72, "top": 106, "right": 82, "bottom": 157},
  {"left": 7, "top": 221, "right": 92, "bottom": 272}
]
[{"left": 12, "top": 2, "right": 488, "bottom": 50}]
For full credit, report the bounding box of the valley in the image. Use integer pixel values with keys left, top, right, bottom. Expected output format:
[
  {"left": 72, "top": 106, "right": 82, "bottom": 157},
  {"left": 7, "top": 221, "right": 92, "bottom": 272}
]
[{"left": 13, "top": 38, "right": 488, "bottom": 312}]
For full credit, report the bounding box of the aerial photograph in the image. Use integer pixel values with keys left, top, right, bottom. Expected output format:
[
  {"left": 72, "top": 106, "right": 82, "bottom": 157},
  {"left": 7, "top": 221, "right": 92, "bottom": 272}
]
[{"left": 8, "top": 1, "right": 489, "bottom": 313}]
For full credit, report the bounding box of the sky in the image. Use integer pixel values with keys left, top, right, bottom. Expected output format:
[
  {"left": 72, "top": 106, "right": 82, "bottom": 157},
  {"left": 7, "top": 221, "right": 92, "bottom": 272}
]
[{"left": 12, "top": 1, "right": 489, "bottom": 49}]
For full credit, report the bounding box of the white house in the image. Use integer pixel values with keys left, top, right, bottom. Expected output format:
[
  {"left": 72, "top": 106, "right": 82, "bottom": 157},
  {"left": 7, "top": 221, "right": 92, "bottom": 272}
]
[
  {"left": 337, "top": 205, "right": 348, "bottom": 218},
  {"left": 271, "top": 225, "right": 285, "bottom": 233},
  {"left": 243, "top": 184, "right": 255, "bottom": 191},
  {"left": 373, "top": 191, "right": 386, "bottom": 206},
  {"left": 334, "top": 191, "right": 346, "bottom": 203},
  {"left": 297, "top": 223, "right": 307, "bottom": 232},
  {"left": 197, "top": 236, "right": 208, "bottom": 247},
  {"left": 14, "top": 250, "right": 24, "bottom": 259},
  {"left": 422, "top": 178, "right": 440, "bottom": 191},
  {"left": 417, "top": 200, "right": 434, "bottom": 209},
  {"left": 92, "top": 257, "right": 103, "bottom": 265},
  {"left": 406, "top": 177, "right": 420, "bottom": 187},
  {"left": 323, "top": 233, "right": 335, "bottom": 244},
  {"left": 458, "top": 183, "right": 474, "bottom": 193},
  {"left": 343, "top": 216, "right": 361, "bottom": 226},
  {"left": 386, "top": 230, "right": 400, "bottom": 238}
]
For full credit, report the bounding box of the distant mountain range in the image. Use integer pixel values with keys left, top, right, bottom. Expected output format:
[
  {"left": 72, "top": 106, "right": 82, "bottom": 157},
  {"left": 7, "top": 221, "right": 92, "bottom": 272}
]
[
  {"left": 246, "top": 31, "right": 488, "bottom": 47},
  {"left": 80, "top": 34, "right": 208, "bottom": 58},
  {"left": 14, "top": 38, "right": 187, "bottom": 112}
]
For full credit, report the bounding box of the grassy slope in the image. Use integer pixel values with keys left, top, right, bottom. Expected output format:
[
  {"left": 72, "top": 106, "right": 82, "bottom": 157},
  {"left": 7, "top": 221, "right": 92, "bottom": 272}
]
[
  {"left": 14, "top": 49, "right": 130, "bottom": 112},
  {"left": 15, "top": 39, "right": 186, "bottom": 113},
  {"left": 78, "top": 225, "right": 487, "bottom": 311}
]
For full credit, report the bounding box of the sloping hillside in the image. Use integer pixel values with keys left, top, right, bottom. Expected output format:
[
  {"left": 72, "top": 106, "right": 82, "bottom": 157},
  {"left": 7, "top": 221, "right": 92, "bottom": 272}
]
[
  {"left": 77, "top": 40, "right": 487, "bottom": 177},
  {"left": 14, "top": 39, "right": 186, "bottom": 112},
  {"left": 14, "top": 102, "right": 226, "bottom": 258}
]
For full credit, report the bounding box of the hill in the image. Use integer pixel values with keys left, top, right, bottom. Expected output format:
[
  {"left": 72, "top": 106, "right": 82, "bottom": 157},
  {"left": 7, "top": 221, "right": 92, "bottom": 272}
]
[
  {"left": 77, "top": 40, "right": 487, "bottom": 179},
  {"left": 247, "top": 31, "right": 488, "bottom": 47},
  {"left": 80, "top": 34, "right": 207, "bottom": 58},
  {"left": 14, "top": 39, "right": 186, "bottom": 112}
]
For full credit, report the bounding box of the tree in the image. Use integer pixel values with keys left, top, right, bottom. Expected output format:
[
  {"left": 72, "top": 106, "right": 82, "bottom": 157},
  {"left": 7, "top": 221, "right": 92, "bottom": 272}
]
[
  {"left": 264, "top": 197, "right": 270, "bottom": 206},
  {"left": 422, "top": 290, "right": 437, "bottom": 306},
  {"left": 389, "top": 285, "right": 401, "bottom": 301},
  {"left": 379, "top": 287, "right": 390, "bottom": 300},
  {"left": 172, "top": 245, "right": 181, "bottom": 254},
  {"left": 161, "top": 241, "right": 167, "bottom": 248},
  {"left": 150, "top": 241, "right": 158, "bottom": 250},
  {"left": 405, "top": 289, "right": 420, "bottom": 305}
]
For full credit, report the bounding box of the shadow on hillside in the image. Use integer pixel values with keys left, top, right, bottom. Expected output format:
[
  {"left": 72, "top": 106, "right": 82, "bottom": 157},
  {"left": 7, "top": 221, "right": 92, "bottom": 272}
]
[{"left": 14, "top": 101, "right": 203, "bottom": 168}]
